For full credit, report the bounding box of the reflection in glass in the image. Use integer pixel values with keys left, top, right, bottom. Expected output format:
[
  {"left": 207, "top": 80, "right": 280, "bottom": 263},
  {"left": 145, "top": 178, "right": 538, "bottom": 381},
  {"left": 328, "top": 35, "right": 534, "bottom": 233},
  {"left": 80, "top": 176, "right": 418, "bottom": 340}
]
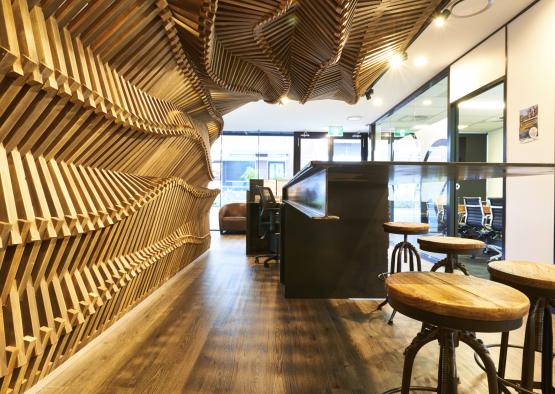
[
  {"left": 287, "top": 169, "right": 327, "bottom": 215},
  {"left": 456, "top": 83, "right": 505, "bottom": 263}
]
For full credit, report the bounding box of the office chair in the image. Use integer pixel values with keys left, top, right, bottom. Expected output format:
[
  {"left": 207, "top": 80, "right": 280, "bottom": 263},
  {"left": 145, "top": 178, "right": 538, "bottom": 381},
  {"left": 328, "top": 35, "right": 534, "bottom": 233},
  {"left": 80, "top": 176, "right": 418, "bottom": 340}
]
[
  {"left": 254, "top": 186, "right": 281, "bottom": 267},
  {"left": 458, "top": 197, "right": 486, "bottom": 239},
  {"left": 437, "top": 204, "right": 448, "bottom": 235},
  {"left": 483, "top": 198, "right": 504, "bottom": 261}
]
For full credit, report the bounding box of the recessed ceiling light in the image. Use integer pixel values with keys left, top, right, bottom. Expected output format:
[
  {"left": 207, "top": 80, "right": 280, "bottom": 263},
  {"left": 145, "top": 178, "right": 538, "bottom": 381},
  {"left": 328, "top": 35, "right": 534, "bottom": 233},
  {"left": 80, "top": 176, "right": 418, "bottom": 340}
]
[
  {"left": 458, "top": 124, "right": 468, "bottom": 130},
  {"left": 422, "top": 99, "right": 432, "bottom": 106},
  {"left": 347, "top": 115, "right": 363, "bottom": 121},
  {"left": 413, "top": 124, "right": 428, "bottom": 130},
  {"left": 413, "top": 55, "right": 428, "bottom": 67},
  {"left": 389, "top": 53, "right": 406, "bottom": 69},
  {"left": 373, "top": 97, "right": 383, "bottom": 106}
]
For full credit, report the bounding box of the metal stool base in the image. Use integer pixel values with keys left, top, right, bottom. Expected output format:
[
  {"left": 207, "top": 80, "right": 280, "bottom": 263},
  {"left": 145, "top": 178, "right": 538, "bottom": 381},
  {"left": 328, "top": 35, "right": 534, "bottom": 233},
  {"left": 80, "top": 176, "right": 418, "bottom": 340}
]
[
  {"left": 384, "top": 326, "right": 500, "bottom": 394},
  {"left": 476, "top": 297, "right": 554, "bottom": 394},
  {"left": 376, "top": 235, "right": 422, "bottom": 324},
  {"left": 430, "top": 255, "right": 469, "bottom": 276}
]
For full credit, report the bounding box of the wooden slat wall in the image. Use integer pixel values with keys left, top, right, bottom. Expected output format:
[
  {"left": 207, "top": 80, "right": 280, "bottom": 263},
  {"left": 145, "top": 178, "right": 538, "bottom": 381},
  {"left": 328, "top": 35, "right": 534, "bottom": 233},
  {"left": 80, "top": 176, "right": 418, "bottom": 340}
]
[{"left": 0, "top": 1, "right": 219, "bottom": 392}]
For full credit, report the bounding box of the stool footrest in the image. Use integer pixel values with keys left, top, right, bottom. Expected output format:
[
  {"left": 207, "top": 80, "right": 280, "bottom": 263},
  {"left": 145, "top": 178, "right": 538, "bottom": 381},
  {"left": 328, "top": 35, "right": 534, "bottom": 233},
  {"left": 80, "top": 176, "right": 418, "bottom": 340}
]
[
  {"left": 474, "top": 343, "right": 554, "bottom": 394},
  {"left": 382, "top": 386, "right": 437, "bottom": 394}
]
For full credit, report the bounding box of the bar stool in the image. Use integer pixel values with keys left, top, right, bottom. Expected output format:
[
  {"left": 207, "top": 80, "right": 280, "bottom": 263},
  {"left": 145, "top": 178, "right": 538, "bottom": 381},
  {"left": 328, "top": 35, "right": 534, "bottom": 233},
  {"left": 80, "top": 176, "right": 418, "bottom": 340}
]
[
  {"left": 376, "top": 222, "right": 429, "bottom": 324},
  {"left": 486, "top": 260, "right": 555, "bottom": 393},
  {"left": 384, "top": 272, "right": 529, "bottom": 394},
  {"left": 418, "top": 236, "right": 485, "bottom": 275}
]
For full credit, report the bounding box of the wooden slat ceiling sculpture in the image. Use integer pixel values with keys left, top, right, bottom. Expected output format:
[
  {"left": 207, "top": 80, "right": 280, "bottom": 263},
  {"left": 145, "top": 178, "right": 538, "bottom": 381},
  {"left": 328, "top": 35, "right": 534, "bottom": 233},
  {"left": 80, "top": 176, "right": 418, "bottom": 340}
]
[
  {"left": 0, "top": 0, "right": 440, "bottom": 392},
  {"left": 168, "top": 0, "right": 443, "bottom": 109}
]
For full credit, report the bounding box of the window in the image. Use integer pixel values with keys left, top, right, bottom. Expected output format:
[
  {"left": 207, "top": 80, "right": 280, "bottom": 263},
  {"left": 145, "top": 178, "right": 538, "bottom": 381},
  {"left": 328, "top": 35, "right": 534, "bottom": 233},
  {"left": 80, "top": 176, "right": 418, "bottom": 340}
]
[
  {"left": 209, "top": 132, "right": 294, "bottom": 230},
  {"left": 268, "top": 161, "right": 285, "bottom": 179}
]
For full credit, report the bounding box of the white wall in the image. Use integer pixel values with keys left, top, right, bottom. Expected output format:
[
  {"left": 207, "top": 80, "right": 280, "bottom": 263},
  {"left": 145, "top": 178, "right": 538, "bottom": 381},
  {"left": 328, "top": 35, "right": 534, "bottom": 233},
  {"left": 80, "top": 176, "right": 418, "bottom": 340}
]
[
  {"left": 450, "top": 30, "right": 505, "bottom": 103},
  {"left": 448, "top": 0, "right": 555, "bottom": 262},
  {"left": 487, "top": 129, "right": 504, "bottom": 197},
  {"left": 505, "top": 0, "right": 555, "bottom": 263}
]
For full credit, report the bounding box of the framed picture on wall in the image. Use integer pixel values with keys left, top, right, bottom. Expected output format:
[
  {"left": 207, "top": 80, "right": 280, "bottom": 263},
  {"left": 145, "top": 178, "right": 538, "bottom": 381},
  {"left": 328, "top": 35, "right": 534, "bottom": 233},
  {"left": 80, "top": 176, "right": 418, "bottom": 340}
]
[{"left": 519, "top": 104, "right": 539, "bottom": 143}]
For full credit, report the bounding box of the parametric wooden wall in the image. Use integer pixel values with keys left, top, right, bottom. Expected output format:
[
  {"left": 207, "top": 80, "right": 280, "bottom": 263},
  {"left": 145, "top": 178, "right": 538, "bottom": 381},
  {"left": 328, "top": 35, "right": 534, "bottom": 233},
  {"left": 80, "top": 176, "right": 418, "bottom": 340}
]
[{"left": 0, "top": 1, "right": 221, "bottom": 392}]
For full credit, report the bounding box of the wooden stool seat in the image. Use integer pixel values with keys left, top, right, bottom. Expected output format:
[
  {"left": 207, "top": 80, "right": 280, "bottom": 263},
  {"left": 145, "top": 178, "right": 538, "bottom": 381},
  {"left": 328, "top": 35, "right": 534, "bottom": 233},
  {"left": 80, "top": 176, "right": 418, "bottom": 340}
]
[
  {"left": 384, "top": 272, "right": 528, "bottom": 394},
  {"left": 377, "top": 222, "right": 428, "bottom": 324},
  {"left": 383, "top": 222, "right": 429, "bottom": 235},
  {"left": 488, "top": 260, "right": 555, "bottom": 296},
  {"left": 487, "top": 260, "right": 555, "bottom": 392},
  {"left": 418, "top": 236, "right": 485, "bottom": 254},
  {"left": 386, "top": 272, "right": 529, "bottom": 331}
]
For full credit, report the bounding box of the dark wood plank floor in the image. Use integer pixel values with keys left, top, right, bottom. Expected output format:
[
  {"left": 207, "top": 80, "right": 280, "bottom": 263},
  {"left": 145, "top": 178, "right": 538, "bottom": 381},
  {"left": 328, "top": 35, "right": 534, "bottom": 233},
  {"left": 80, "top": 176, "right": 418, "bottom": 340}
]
[{"left": 33, "top": 234, "right": 551, "bottom": 394}]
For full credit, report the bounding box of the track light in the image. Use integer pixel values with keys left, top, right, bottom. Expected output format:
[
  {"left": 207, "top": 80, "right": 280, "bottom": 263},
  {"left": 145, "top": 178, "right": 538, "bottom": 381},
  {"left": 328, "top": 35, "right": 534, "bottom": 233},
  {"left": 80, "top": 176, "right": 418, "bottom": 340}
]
[
  {"left": 434, "top": 0, "right": 494, "bottom": 28},
  {"left": 389, "top": 52, "right": 407, "bottom": 69},
  {"left": 434, "top": 9, "right": 450, "bottom": 27},
  {"left": 278, "top": 96, "right": 291, "bottom": 105},
  {"left": 365, "top": 88, "right": 374, "bottom": 100}
]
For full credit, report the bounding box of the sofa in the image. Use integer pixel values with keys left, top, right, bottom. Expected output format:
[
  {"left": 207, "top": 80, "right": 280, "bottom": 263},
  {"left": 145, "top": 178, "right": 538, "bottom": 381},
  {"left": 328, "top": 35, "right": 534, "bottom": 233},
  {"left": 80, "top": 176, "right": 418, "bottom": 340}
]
[{"left": 219, "top": 203, "right": 247, "bottom": 234}]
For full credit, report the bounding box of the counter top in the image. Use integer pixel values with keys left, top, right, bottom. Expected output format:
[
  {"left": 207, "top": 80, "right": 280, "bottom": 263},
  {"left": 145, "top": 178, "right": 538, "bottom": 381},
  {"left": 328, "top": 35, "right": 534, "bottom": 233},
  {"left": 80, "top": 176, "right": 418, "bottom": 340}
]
[{"left": 285, "top": 161, "right": 555, "bottom": 189}]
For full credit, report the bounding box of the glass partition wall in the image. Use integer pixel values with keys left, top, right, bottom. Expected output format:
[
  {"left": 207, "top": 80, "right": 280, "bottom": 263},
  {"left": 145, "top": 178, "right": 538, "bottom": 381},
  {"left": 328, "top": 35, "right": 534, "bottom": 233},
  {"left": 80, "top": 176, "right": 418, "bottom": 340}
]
[
  {"left": 455, "top": 82, "right": 505, "bottom": 265},
  {"left": 371, "top": 73, "right": 507, "bottom": 274},
  {"left": 375, "top": 76, "right": 449, "bottom": 236}
]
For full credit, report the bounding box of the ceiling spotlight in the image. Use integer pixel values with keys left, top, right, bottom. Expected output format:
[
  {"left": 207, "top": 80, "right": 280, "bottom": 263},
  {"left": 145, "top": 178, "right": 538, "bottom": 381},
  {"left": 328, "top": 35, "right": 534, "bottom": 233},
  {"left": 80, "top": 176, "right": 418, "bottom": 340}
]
[
  {"left": 413, "top": 55, "right": 428, "bottom": 67},
  {"left": 434, "top": 9, "right": 451, "bottom": 27},
  {"left": 278, "top": 96, "right": 291, "bottom": 105},
  {"left": 389, "top": 53, "right": 407, "bottom": 69},
  {"left": 422, "top": 99, "right": 432, "bottom": 106},
  {"left": 372, "top": 97, "right": 383, "bottom": 107},
  {"left": 347, "top": 115, "right": 363, "bottom": 121}
]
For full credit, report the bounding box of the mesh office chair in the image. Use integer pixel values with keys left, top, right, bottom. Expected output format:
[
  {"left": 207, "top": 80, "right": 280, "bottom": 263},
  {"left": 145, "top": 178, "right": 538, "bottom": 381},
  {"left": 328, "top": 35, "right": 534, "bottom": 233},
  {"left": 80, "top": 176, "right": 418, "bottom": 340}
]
[
  {"left": 459, "top": 197, "right": 486, "bottom": 239},
  {"left": 484, "top": 198, "right": 504, "bottom": 261},
  {"left": 254, "top": 186, "right": 281, "bottom": 267}
]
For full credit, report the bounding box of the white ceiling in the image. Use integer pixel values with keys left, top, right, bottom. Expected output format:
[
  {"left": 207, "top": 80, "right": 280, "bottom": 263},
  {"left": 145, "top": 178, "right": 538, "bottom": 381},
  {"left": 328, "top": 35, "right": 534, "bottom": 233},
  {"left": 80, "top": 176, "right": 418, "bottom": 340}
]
[{"left": 222, "top": 0, "right": 535, "bottom": 132}]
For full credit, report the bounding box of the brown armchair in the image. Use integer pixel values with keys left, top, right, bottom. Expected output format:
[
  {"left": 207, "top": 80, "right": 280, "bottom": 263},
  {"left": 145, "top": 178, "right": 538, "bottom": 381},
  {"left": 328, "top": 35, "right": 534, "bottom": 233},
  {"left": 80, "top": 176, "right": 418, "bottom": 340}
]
[{"left": 219, "top": 203, "right": 247, "bottom": 234}]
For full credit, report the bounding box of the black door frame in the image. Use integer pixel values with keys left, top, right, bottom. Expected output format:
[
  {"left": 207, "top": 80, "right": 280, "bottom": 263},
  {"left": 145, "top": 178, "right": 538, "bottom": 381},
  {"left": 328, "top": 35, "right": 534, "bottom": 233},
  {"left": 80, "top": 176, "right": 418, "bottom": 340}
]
[{"left": 293, "top": 131, "right": 369, "bottom": 174}]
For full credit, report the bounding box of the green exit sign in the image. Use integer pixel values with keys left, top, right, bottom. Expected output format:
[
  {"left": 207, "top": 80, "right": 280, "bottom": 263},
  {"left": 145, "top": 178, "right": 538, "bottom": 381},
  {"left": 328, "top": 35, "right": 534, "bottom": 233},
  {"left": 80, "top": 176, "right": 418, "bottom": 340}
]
[
  {"left": 327, "top": 126, "right": 344, "bottom": 136},
  {"left": 394, "top": 128, "right": 410, "bottom": 138}
]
